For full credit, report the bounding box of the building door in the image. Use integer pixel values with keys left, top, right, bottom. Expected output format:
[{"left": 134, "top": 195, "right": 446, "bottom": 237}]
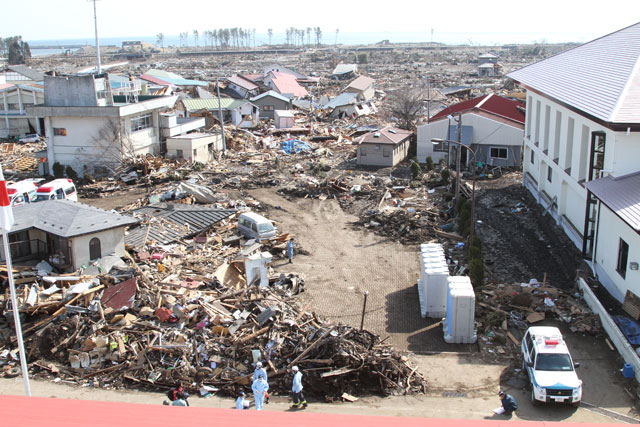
[{"left": 89, "top": 237, "right": 101, "bottom": 260}]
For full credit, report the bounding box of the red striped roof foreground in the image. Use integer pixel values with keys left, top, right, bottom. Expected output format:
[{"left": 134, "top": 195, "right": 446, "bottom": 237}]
[
  {"left": 0, "top": 395, "right": 620, "bottom": 427},
  {"left": 431, "top": 94, "right": 525, "bottom": 124}
]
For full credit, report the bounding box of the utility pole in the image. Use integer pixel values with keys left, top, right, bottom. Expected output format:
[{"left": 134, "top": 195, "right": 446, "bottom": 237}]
[
  {"left": 91, "top": 0, "right": 101, "bottom": 74},
  {"left": 426, "top": 75, "right": 430, "bottom": 122},
  {"left": 360, "top": 291, "right": 369, "bottom": 331},
  {"left": 215, "top": 78, "right": 226, "bottom": 152},
  {"left": 455, "top": 112, "right": 462, "bottom": 210}
]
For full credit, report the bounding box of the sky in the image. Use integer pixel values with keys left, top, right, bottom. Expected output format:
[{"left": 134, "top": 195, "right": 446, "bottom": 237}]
[{"left": 4, "top": 0, "right": 639, "bottom": 45}]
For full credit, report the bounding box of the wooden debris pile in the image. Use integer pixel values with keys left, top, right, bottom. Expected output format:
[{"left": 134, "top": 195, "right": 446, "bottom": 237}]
[
  {"left": 0, "top": 263, "right": 425, "bottom": 399},
  {"left": 475, "top": 281, "right": 600, "bottom": 357}
]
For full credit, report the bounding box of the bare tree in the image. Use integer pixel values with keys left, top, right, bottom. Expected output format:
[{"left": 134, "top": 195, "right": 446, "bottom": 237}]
[
  {"left": 389, "top": 88, "right": 426, "bottom": 131},
  {"left": 89, "top": 118, "right": 136, "bottom": 175}
]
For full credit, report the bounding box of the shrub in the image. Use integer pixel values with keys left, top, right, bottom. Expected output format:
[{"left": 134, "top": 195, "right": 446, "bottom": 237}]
[
  {"left": 425, "top": 156, "right": 434, "bottom": 171},
  {"left": 410, "top": 161, "right": 421, "bottom": 180},
  {"left": 65, "top": 166, "right": 78, "bottom": 181},
  {"left": 440, "top": 169, "right": 450, "bottom": 184},
  {"left": 52, "top": 162, "right": 64, "bottom": 178},
  {"left": 469, "top": 258, "right": 485, "bottom": 287}
]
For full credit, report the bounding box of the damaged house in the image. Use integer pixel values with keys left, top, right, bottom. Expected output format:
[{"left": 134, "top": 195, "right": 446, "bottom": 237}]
[
  {"left": 250, "top": 90, "right": 291, "bottom": 120},
  {"left": 178, "top": 98, "right": 260, "bottom": 129},
  {"left": 357, "top": 126, "right": 412, "bottom": 167},
  {"left": 1, "top": 200, "right": 138, "bottom": 272},
  {"left": 507, "top": 22, "right": 640, "bottom": 303},
  {"left": 416, "top": 94, "right": 525, "bottom": 168},
  {"left": 26, "top": 74, "right": 197, "bottom": 177},
  {"left": 0, "top": 81, "right": 44, "bottom": 138}
]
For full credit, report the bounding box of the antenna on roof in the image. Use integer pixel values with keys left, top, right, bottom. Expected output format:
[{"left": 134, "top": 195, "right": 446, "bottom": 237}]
[{"left": 89, "top": 0, "right": 102, "bottom": 74}]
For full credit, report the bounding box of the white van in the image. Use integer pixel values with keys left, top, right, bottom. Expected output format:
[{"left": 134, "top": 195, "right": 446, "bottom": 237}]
[
  {"left": 7, "top": 180, "right": 39, "bottom": 206},
  {"left": 237, "top": 212, "right": 277, "bottom": 241},
  {"left": 34, "top": 178, "right": 78, "bottom": 202}
]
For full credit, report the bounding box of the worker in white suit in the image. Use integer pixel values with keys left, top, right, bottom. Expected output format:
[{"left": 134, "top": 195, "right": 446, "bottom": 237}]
[{"left": 252, "top": 374, "right": 269, "bottom": 411}]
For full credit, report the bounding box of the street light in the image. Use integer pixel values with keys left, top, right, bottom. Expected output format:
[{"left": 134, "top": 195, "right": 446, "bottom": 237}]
[{"left": 431, "top": 138, "right": 477, "bottom": 244}]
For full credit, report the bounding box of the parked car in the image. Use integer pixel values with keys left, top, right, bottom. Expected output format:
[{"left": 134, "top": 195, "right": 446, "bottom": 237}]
[
  {"left": 18, "top": 133, "right": 41, "bottom": 143},
  {"left": 521, "top": 326, "right": 582, "bottom": 406},
  {"left": 237, "top": 212, "right": 277, "bottom": 241}
]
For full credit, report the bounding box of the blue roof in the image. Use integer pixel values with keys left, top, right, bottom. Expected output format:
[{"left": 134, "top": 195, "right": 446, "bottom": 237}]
[{"left": 144, "top": 69, "right": 208, "bottom": 87}]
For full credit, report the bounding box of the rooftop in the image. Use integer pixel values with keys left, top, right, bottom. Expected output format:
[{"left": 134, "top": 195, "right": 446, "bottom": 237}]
[
  {"left": 584, "top": 171, "right": 640, "bottom": 231},
  {"left": 268, "top": 72, "right": 308, "bottom": 98},
  {"left": 347, "top": 76, "right": 375, "bottom": 91},
  {"left": 430, "top": 94, "right": 525, "bottom": 124},
  {"left": 11, "top": 200, "right": 138, "bottom": 238},
  {"left": 359, "top": 126, "right": 413, "bottom": 145},
  {"left": 507, "top": 22, "right": 640, "bottom": 125}
]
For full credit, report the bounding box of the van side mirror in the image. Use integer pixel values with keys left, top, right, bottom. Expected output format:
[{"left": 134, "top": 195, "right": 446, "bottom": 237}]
[
  {"left": 527, "top": 361, "right": 534, "bottom": 368},
  {"left": 574, "top": 362, "right": 580, "bottom": 368}
]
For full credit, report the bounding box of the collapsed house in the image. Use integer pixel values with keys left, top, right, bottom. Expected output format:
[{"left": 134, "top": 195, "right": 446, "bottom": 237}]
[{"left": 177, "top": 98, "right": 260, "bottom": 129}]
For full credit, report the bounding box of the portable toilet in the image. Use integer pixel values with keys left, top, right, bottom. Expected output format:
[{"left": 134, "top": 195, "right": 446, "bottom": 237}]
[
  {"left": 443, "top": 276, "right": 477, "bottom": 344},
  {"left": 424, "top": 264, "right": 449, "bottom": 317}
]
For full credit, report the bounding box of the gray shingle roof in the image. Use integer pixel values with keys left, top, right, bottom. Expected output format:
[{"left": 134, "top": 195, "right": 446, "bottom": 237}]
[
  {"left": 11, "top": 200, "right": 139, "bottom": 237},
  {"left": 125, "top": 203, "right": 236, "bottom": 247},
  {"left": 507, "top": 22, "right": 640, "bottom": 124},
  {"left": 584, "top": 172, "right": 640, "bottom": 231},
  {"left": 6, "top": 65, "right": 46, "bottom": 82}
]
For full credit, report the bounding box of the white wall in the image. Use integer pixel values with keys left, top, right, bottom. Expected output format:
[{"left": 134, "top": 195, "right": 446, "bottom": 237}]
[
  {"left": 592, "top": 205, "right": 640, "bottom": 302},
  {"left": 166, "top": 134, "right": 221, "bottom": 163},
  {"left": 71, "top": 228, "right": 126, "bottom": 270},
  {"left": 417, "top": 113, "right": 523, "bottom": 166}
]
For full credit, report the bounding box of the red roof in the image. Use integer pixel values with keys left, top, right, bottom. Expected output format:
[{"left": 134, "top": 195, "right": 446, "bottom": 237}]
[
  {"left": 0, "top": 395, "right": 618, "bottom": 427},
  {"left": 0, "top": 83, "right": 15, "bottom": 91},
  {"left": 431, "top": 94, "right": 525, "bottom": 124},
  {"left": 139, "top": 74, "right": 174, "bottom": 87},
  {"left": 268, "top": 72, "right": 307, "bottom": 97}
]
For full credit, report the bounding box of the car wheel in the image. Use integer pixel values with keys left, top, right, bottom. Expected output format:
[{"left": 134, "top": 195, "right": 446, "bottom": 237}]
[{"left": 531, "top": 389, "right": 540, "bottom": 406}]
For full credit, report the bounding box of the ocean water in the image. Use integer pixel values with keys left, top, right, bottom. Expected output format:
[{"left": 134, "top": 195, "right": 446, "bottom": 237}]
[{"left": 29, "top": 31, "right": 596, "bottom": 56}]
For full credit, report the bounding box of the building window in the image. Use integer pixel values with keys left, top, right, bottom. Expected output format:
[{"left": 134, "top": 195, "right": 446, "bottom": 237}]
[
  {"left": 433, "top": 140, "right": 447, "bottom": 152},
  {"left": 490, "top": 147, "right": 508, "bottom": 159},
  {"left": 263, "top": 105, "right": 274, "bottom": 111},
  {"left": 130, "top": 113, "right": 152, "bottom": 132},
  {"left": 176, "top": 149, "right": 183, "bottom": 158},
  {"left": 617, "top": 238, "right": 629, "bottom": 279},
  {"left": 547, "top": 165, "right": 552, "bottom": 183},
  {"left": 383, "top": 148, "right": 391, "bottom": 157},
  {"left": 530, "top": 149, "right": 535, "bottom": 164},
  {"left": 7, "top": 103, "right": 20, "bottom": 110},
  {"left": 54, "top": 128, "right": 67, "bottom": 136},
  {"left": 89, "top": 237, "right": 101, "bottom": 261}
]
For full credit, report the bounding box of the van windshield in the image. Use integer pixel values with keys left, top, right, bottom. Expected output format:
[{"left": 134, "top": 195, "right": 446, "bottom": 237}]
[
  {"left": 535, "top": 353, "right": 573, "bottom": 371},
  {"left": 35, "top": 194, "right": 52, "bottom": 202},
  {"left": 258, "top": 222, "right": 275, "bottom": 232}
]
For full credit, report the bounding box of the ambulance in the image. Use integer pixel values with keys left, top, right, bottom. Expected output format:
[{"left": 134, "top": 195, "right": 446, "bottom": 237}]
[
  {"left": 521, "top": 326, "right": 582, "bottom": 406},
  {"left": 7, "top": 180, "right": 39, "bottom": 206},
  {"left": 34, "top": 178, "right": 78, "bottom": 202}
]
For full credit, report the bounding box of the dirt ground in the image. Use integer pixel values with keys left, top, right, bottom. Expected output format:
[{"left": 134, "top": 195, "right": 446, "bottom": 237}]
[{"left": 71, "top": 175, "right": 639, "bottom": 422}]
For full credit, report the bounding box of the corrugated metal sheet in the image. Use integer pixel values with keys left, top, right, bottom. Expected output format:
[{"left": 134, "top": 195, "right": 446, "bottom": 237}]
[
  {"left": 11, "top": 200, "right": 139, "bottom": 238},
  {"left": 125, "top": 203, "right": 236, "bottom": 247},
  {"left": 182, "top": 97, "right": 238, "bottom": 111},
  {"left": 507, "top": 22, "right": 640, "bottom": 124},
  {"left": 144, "top": 69, "right": 208, "bottom": 87},
  {"left": 585, "top": 172, "right": 640, "bottom": 231}
]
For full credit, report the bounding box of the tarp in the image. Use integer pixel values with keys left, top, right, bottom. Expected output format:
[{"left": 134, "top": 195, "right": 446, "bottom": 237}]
[
  {"left": 164, "top": 182, "right": 219, "bottom": 204},
  {"left": 280, "top": 139, "right": 311, "bottom": 154},
  {"left": 612, "top": 315, "right": 640, "bottom": 345}
]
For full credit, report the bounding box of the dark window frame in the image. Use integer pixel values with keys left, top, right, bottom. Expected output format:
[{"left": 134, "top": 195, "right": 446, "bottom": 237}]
[{"left": 617, "top": 238, "right": 629, "bottom": 279}]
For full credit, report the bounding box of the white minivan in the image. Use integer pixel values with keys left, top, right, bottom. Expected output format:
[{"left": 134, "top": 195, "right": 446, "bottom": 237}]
[
  {"left": 522, "top": 326, "right": 582, "bottom": 406},
  {"left": 237, "top": 212, "right": 277, "bottom": 241},
  {"left": 7, "top": 180, "right": 39, "bottom": 206},
  {"left": 34, "top": 178, "right": 78, "bottom": 202}
]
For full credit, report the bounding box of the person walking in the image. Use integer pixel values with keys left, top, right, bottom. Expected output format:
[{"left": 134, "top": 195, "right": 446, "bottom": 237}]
[
  {"left": 287, "top": 239, "right": 294, "bottom": 263},
  {"left": 252, "top": 374, "right": 269, "bottom": 411},
  {"left": 253, "top": 361, "right": 269, "bottom": 404},
  {"left": 498, "top": 390, "right": 518, "bottom": 415},
  {"left": 290, "top": 366, "right": 307, "bottom": 409}
]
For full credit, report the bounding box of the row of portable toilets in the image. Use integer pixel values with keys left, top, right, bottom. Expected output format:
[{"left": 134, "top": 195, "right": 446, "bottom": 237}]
[{"left": 419, "top": 243, "right": 477, "bottom": 344}]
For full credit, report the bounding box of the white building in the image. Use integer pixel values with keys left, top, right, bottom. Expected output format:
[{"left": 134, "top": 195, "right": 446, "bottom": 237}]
[
  {"left": 507, "top": 22, "right": 640, "bottom": 303},
  {"left": 28, "top": 74, "right": 180, "bottom": 177},
  {"left": 0, "top": 82, "right": 44, "bottom": 137},
  {"left": 166, "top": 132, "right": 223, "bottom": 163},
  {"left": 417, "top": 94, "right": 525, "bottom": 168}
]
